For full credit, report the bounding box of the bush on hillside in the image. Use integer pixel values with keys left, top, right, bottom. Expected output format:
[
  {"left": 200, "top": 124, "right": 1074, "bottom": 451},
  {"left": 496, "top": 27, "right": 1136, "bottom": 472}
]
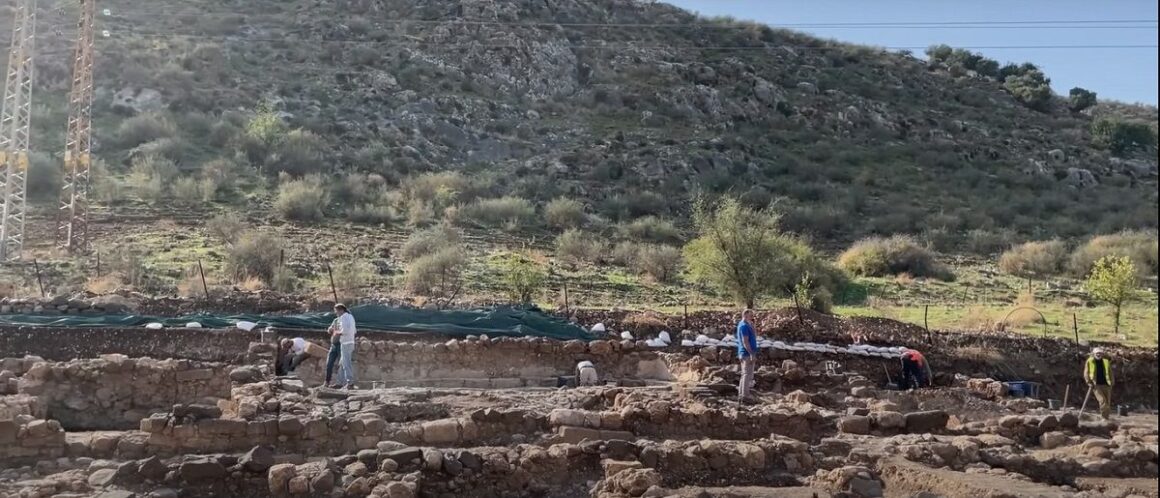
[
  {"left": 404, "top": 247, "right": 467, "bottom": 301},
  {"left": 117, "top": 113, "right": 177, "bottom": 148},
  {"left": 555, "top": 229, "right": 604, "bottom": 265},
  {"left": 684, "top": 197, "right": 846, "bottom": 308},
  {"left": 632, "top": 244, "right": 683, "bottom": 283},
  {"left": 1069, "top": 231, "right": 1159, "bottom": 277},
  {"left": 274, "top": 175, "right": 329, "bottom": 222},
  {"left": 1003, "top": 69, "right": 1053, "bottom": 112},
  {"left": 1091, "top": 118, "right": 1158, "bottom": 156},
  {"left": 401, "top": 224, "right": 461, "bottom": 262},
  {"left": 225, "top": 231, "right": 284, "bottom": 284},
  {"left": 998, "top": 240, "right": 1069, "bottom": 277},
  {"left": 616, "top": 216, "right": 682, "bottom": 244},
  {"left": 498, "top": 253, "right": 549, "bottom": 304},
  {"left": 545, "top": 198, "right": 586, "bottom": 229},
  {"left": 458, "top": 196, "right": 535, "bottom": 229},
  {"left": 26, "top": 152, "right": 60, "bottom": 201},
  {"left": 171, "top": 177, "right": 205, "bottom": 206},
  {"left": 127, "top": 155, "right": 179, "bottom": 206},
  {"left": 206, "top": 213, "right": 246, "bottom": 245},
  {"left": 1068, "top": 87, "right": 1097, "bottom": 112},
  {"left": 838, "top": 235, "right": 953, "bottom": 281},
  {"left": 266, "top": 130, "right": 326, "bottom": 176}
]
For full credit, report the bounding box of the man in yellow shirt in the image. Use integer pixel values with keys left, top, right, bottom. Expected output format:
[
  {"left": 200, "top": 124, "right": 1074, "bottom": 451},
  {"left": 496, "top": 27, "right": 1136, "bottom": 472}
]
[{"left": 1084, "top": 348, "right": 1114, "bottom": 420}]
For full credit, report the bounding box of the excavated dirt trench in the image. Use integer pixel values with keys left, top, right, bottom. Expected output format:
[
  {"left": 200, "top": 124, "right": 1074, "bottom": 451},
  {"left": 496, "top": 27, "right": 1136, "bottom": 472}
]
[{"left": 2, "top": 327, "right": 1158, "bottom": 498}]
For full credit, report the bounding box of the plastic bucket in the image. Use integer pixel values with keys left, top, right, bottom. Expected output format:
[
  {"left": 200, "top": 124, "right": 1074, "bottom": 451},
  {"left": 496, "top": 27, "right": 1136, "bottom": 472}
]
[{"left": 1118, "top": 405, "right": 1129, "bottom": 417}]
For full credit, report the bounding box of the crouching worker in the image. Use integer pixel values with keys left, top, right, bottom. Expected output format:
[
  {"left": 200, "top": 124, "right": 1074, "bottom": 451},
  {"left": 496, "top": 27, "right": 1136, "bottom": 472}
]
[
  {"left": 899, "top": 348, "right": 932, "bottom": 390},
  {"left": 576, "top": 361, "right": 599, "bottom": 386},
  {"left": 277, "top": 337, "right": 326, "bottom": 376}
]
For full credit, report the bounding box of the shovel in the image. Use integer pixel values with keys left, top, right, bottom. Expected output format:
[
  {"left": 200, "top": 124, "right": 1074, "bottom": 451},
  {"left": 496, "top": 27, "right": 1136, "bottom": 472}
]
[{"left": 1078, "top": 385, "right": 1093, "bottom": 416}]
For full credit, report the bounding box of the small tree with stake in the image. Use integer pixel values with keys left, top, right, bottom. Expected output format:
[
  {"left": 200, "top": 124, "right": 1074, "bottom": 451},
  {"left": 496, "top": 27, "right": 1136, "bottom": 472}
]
[
  {"left": 1086, "top": 255, "right": 1139, "bottom": 337},
  {"left": 500, "top": 253, "right": 548, "bottom": 305}
]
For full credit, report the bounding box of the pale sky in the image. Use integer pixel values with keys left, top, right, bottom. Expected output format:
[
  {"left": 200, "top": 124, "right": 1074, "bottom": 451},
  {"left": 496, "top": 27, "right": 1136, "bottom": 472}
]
[{"left": 665, "top": 0, "right": 1159, "bottom": 105}]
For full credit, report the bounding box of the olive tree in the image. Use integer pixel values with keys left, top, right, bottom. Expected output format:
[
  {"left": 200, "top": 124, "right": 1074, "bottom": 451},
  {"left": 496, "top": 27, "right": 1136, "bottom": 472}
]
[{"left": 1086, "top": 255, "right": 1138, "bottom": 336}]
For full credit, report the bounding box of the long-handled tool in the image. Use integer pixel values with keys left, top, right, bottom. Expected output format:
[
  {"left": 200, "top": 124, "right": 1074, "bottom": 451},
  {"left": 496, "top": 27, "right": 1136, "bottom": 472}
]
[{"left": 1079, "top": 385, "right": 1093, "bottom": 416}]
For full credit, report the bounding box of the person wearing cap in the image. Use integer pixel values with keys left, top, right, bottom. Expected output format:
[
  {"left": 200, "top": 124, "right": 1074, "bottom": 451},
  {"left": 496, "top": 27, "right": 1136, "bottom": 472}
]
[{"left": 1085, "top": 348, "right": 1114, "bottom": 419}]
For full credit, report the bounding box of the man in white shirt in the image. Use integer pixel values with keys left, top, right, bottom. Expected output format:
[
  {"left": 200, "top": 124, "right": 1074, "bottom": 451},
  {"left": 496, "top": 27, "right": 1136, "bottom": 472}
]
[
  {"left": 278, "top": 337, "right": 308, "bottom": 375},
  {"left": 576, "top": 360, "right": 598, "bottom": 386},
  {"left": 333, "top": 304, "right": 357, "bottom": 389}
]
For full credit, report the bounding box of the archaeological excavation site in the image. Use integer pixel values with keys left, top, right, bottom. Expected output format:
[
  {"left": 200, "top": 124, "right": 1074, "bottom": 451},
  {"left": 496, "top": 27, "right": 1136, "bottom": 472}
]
[{"left": 0, "top": 298, "right": 1158, "bottom": 498}]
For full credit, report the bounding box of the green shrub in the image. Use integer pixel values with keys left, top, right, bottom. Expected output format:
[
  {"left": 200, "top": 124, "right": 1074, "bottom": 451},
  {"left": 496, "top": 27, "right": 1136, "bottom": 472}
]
[
  {"left": 206, "top": 213, "right": 246, "bottom": 245},
  {"left": 117, "top": 113, "right": 177, "bottom": 148},
  {"left": 555, "top": 229, "right": 604, "bottom": 265},
  {"left": 26, "top": 152, "right": 60, "bottom": 201},
  {"left": 266, "top": 130, "right": 326, "bottom": 176},
  {"left": 632, "top": 244, "right": 683, "bottom": 283},
  {"left": 1091, "top": 118, "right": 1157, "bottom": 155},
  {"left": 274, "top": 175, "right": 329, "bottom": 222},
  {"left": 1068, "top": 87, "right": 1097, "bottom": 112},
  {"left": 1003, "top": 69, "right": 1053, "bottom": 112},
  {"left": 404, "top": 247, "right": 467, "bottom": 299},
  {"left": 616, "top": 216, "right": 682, "bottom": 244},
  {"left": 545, "top": 198, "right": 586, "bottom": 229},
  {"left": 458, "top": 196, "right": 536, "bottom": 230},
  {"left": 1069, "top": 230, "right": 1158, "bottom": 277},
  {"left": 998, "top": 240, "right": 1069, "bottom": 277},
  {"left": 498, "top": 253, "right": 548, "bottom": 304},
  {"left": 838, "top": 235, "right": 953, "bottom": 280},
  {"left": 683, "top": 196, "right": 846, "bottom": 307},
  {"left": 401, "top": 225, "right": 461, "bottom": 262},
  {"left": 172, "top": 177, "right": 205, "bottom": 206},
  {"left": 345, "top": 204, "right": 395, "bottom": 225},
  {"left": 225, "top": 231, "right": 284, "bottom": 283},
  {"left": 127, "top": 155, "right": 179, "bottom": 205},
  {"left": 963, "top": 229, "right": 1015, "bottom": 256}
]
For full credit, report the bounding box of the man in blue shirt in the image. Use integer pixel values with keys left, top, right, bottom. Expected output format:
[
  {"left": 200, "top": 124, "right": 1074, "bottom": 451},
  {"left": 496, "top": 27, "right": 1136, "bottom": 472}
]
[{"left": 736, "top": 309, "right": 758, "bottom": 405}]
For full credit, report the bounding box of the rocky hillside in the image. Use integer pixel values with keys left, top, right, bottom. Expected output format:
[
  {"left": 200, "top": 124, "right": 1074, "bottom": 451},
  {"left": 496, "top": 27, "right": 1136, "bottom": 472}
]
[{"left": 8, "top": 0, "right": 1160, "bottom": 245}]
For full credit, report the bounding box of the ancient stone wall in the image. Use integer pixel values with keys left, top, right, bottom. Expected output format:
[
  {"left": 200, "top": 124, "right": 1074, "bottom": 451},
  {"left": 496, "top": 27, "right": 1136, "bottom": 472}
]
[
  {"left": 0, "top": 417, "right": 66, "bottom": 461},
  {"left": 0, "top": 326, "right": 257, "bottom": 362},
  {"left": 14, "top": 355, "right": 232, "bottom": 430}
]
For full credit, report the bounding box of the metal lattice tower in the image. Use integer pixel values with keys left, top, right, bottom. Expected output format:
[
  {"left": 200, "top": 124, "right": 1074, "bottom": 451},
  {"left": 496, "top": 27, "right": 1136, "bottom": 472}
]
[
  {"left": 58, "top": 0, "right": 95, "bottom": 254},
  {"left": 0, "top": 0, "right": 37, "bottom": 262}
]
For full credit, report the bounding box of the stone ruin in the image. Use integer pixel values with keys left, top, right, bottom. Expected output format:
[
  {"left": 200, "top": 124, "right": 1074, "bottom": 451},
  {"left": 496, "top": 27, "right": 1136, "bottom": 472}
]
[{"left": 0, "top": 317, "right": 1157, "bottom": 498}]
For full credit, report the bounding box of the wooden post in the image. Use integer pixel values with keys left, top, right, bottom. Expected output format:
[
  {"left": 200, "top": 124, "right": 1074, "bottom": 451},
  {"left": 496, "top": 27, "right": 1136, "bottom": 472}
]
[
  {"left": 683, "top": 301, "right": 689, "bottom": 330},
  {"left": 33, "top": 259, "right": 45, "bottom": 297},
  {"left": 95, "top": 251, "right": 101, "bottom": 277},
  {"left": 562, "top": 282, "right": 569, "bottom": 312},
  {"left": 924, "top": 305, "right": 932, "bottom": 344},
  {"left": 279, "top": 249, "right": 285, "bottom": 267},
  {"left": 326, "top": 261, "right": 338, "bottom": 303},
  {"left": 1072, "top": 313, "right": 1080, "bottom": 344},
  {"left": 1062, "top": 384, "right": 1071, "bottom": 410},
  {"left": 791, "top": 293, "right": 804, "bottom": 325},
  {"left": 197, "top": 259, "right": 210, "bottom": 300}
]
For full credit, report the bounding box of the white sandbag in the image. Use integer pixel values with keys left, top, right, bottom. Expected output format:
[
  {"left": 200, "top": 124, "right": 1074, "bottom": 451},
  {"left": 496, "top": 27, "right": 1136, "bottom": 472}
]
[
  {"left": 681, "top": 339, "right": 696, "bottom": 347},
  {"left": 620, "top": 331, "right": 634, "bottom": 340},
  {"left": 185, "top": 322, "right": 202, "bottom": 328},
  {"left": 236, "top": 321, "right": 258, "bottom": 331},
  {"left": 144, "top": 322, "right": 164, "bottom": 330},
  {"left": 646, "top": 338, "right": 667, "bottom": 348},
  {"left": 659, "top": 331, "right": 672, "bottom": 343},
  {"left": 591, "top": 323, "right": 606, "bottom": 333},
  {"left": 695, "top": 334, "right": 711, "bottom": 344}
]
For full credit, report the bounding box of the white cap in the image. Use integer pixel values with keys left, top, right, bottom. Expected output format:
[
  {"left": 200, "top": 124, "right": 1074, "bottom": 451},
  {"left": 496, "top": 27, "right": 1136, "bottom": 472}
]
[{"left": 1092, "top": 347, "right": 1105, "bottom": 355}]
